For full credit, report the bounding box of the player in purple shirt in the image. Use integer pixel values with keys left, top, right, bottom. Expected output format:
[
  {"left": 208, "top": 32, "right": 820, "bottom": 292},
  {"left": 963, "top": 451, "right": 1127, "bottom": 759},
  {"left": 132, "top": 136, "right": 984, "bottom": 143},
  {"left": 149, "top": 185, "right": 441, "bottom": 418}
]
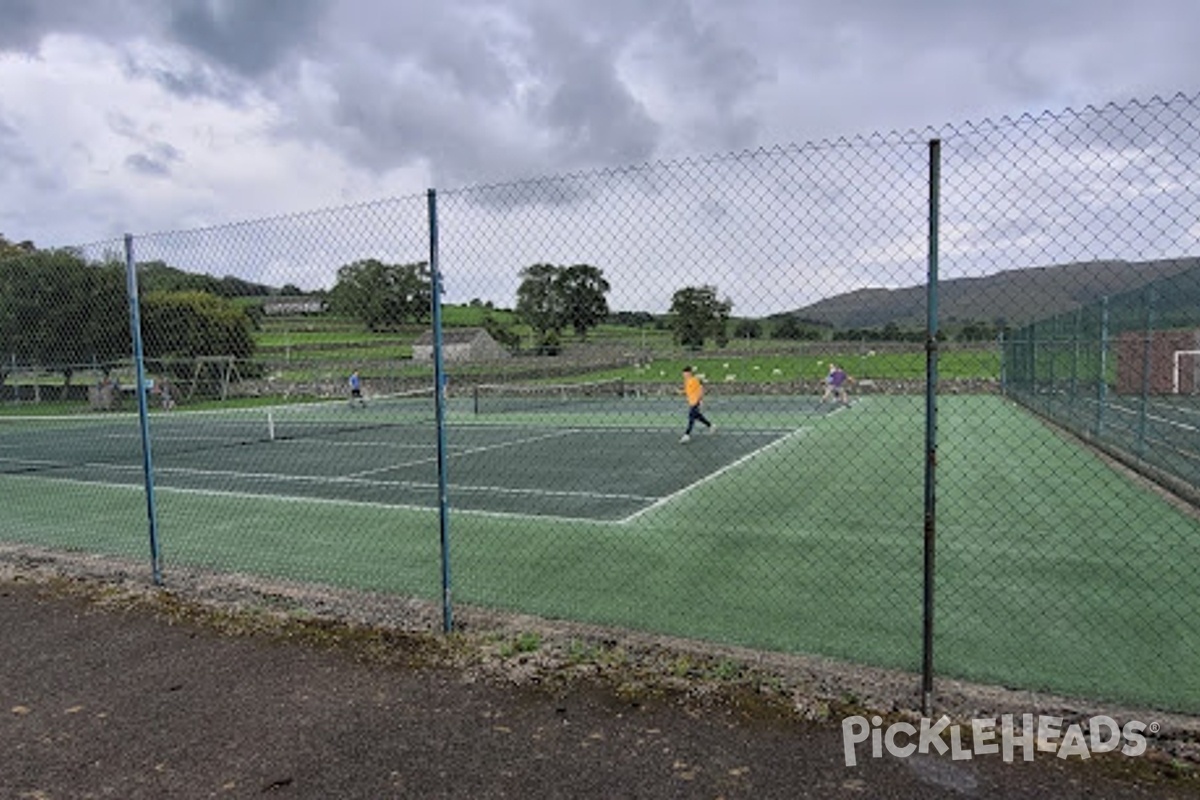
[{"left": 821, "top": 363, "right": 853, "bottom": 406}]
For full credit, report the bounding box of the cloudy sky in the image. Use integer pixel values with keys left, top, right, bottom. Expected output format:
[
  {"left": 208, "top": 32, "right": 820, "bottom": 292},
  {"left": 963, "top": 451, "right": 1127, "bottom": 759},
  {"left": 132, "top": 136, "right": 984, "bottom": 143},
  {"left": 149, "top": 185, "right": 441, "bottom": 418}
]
[
  {"left": 1, "top": 0, "right": 1195, "bottom": 246},
  {"left": 1, "top": 0, "right": 1197, "bottom": 312}
]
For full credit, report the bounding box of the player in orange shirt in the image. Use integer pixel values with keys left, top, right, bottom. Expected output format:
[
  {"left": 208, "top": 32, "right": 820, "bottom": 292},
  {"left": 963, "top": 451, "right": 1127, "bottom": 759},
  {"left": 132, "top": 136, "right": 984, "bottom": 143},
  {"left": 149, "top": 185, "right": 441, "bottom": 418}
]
[{"left": 680, "top": 366, "right": 715, "bottom": 443}]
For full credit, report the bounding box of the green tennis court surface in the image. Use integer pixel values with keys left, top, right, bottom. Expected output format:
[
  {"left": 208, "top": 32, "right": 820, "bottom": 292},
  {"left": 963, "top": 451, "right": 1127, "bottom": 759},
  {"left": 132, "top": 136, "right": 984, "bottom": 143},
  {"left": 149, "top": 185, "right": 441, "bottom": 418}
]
[
  {"left": 0, "top": 393, "right": 830, "bottom": 522},
  {"left": 4, "top": 393, "right": 1198, "bottom": 714}
]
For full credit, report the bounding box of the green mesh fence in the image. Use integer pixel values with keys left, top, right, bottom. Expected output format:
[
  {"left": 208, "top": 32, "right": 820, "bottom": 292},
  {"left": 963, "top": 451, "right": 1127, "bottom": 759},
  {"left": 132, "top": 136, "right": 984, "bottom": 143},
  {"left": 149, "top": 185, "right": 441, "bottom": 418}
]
[
  {"left": 1004, "top": 262, "right": 1200, "bottom": 502},
  {"left": 2, "top": 93, "right": 1199, "bottom": 715}
]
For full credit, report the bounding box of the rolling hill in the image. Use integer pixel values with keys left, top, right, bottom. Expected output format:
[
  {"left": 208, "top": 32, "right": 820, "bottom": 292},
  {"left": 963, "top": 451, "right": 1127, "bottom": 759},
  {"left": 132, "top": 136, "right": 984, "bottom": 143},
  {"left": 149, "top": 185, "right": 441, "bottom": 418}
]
[{"left": 784, "top": 257, "right": 1200, "bottom": 329}]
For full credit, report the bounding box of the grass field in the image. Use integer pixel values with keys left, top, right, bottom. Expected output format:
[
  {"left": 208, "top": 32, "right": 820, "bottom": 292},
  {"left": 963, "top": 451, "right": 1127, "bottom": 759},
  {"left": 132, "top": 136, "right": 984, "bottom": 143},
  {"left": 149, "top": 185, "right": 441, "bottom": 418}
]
[
  {"left": 1, "top": 393, "right": 1196, "bottom": 713},
  {"left": 2, "top": 309, "right": 1001, "bottom": 398}
]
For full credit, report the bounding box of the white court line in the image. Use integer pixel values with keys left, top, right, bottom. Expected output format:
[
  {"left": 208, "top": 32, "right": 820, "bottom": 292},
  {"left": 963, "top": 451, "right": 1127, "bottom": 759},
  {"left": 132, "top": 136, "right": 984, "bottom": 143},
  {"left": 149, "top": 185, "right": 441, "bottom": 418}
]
[
  {"left": 1069, "top": 395, "right": 1199, "bottom": 433},
  {"left": 1094, "top": 400, "right": 1199, "bottom": 433},
  {"left": 0, "top": 471, "right": 633, "bottom": 526},
  {"left": 5, "top": 423, "right": 821, "bottom": 525},
  {"left": 0, "top": 457, "right": 72, "bottom": 468},
  {"left": 617, "top": 425, "right": 811, "bottom": 525},
  {"left": 72, "top": 461, "right": 656, "bottom": 503},
  {"left": 346, "top": 428, "right": 578, "bottom": 478},
  {"left": 105, "top": 431, "right": 435, "bottom": 451}
]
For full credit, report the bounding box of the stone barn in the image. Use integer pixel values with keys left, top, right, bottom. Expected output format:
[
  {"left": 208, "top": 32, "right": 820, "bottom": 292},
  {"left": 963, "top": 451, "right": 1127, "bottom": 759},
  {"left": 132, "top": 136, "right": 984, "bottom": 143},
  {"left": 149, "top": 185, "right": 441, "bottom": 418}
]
[{"left": 411, "top": 328, "right": 509, "bottom": 363}]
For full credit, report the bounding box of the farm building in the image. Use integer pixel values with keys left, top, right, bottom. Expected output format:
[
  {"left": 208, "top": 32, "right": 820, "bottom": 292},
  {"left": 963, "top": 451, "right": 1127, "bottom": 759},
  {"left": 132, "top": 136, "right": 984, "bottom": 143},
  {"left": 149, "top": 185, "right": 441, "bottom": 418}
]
[
  {"left": 411, "top": 328, "right": 509, "bottom": 362},
  {"left": 262, "top": 297, "right": 328, "bottom": 315}
]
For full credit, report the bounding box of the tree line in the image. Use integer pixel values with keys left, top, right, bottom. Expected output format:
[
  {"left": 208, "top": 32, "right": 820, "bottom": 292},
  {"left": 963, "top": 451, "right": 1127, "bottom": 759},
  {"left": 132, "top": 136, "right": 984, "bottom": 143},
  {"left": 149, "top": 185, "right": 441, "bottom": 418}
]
[
  {"left": 3, "top": 229, "right": 993, "bottom": 400},
  {"left": 0, "top": 239, "right": 735, "bottom": 397},
  {"left": 326, "top": 258, "right": 735, "bottom": 354},
  {"left": 0, "top": 241, "right": 255, "bottom": 397}
]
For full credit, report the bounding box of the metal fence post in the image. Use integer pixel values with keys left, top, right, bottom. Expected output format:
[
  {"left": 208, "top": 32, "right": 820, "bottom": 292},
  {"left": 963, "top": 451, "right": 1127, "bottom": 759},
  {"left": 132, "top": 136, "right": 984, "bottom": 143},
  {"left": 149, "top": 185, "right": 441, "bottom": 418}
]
[
  {"left": 124, "top": 234, "right": 162, "bottom": 586},
  {"left": 427, "top": 189, "right": 453, "bottom": 633},
  {"left": 1070, "top": 309, "right": 1081, "bottom": 406},
  {"left": 1137, "top": 285, "right": 1156, "bottom": 458},
  {"left": 1097, "top": 296, "right": 1109, "bottom": 437},
  {"left": 922, "top": 138, "right": 941, "bottom": 717}
]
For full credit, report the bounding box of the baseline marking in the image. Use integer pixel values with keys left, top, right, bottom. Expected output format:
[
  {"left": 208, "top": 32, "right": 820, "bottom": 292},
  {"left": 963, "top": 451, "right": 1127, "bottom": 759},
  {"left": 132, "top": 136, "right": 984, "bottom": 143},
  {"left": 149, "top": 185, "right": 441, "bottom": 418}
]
[{"left": 618, "top": 426, "right": 811, "bottom": 525}]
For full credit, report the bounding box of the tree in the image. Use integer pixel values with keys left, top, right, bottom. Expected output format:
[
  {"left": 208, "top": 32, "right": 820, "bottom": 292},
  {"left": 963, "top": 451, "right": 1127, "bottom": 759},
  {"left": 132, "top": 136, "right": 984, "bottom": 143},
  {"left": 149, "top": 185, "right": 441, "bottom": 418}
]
[
  {"left": 515, "top": 264, "right": 563, "bottom": 349},
  {"left": 611, "top": 310, "right": 655, "bottom": 328},
  {"left": 0, "top": 248, "right": 128, "bottom": 397},
  {"left": 480, "top": 313, "right": 522, "bottom": 354},
  {"left": 772, "top": 316, "right": 823, "bottom": 341},
  {"left": 0, "top": 234, "right": 36, "bottom": 261},
  {"left": 140, "top": 291, "right": 256, "bottom": 383},
  {"left": 669, "top": 285, "right": 732, "bottom": 350},
  {"left": 558, "top": 264, "right": 610, "bottom": 339},
  {"left": 515, "top": 263, "right": 610, "bottom": 351},
  {"left": 330, "top": 259, "right": 432, "bottom": 331},
  {"left": 137, "top": 261, "right": 272, "bottom": 298},
  {"left": 734, "top": 319, "right": 762, "bottom": 340}
]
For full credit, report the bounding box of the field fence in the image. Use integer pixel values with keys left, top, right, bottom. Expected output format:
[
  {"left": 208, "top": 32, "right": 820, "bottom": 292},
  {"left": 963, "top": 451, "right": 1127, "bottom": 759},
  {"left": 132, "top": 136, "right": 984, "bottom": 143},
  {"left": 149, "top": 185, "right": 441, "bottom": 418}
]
[{"left": 2, "top": 92, "right": 1199, "bottom": 716}]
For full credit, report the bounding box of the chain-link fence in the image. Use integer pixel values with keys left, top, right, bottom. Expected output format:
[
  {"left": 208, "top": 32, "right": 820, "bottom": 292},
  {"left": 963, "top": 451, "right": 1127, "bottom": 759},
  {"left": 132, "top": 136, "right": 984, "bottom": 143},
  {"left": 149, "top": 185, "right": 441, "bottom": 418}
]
[
  {"left": 2, "top": 93, "right": 1199, "bottom": 715},
  {"left": 1003, "top": 263, "right": 1200, "bottom": 505}
]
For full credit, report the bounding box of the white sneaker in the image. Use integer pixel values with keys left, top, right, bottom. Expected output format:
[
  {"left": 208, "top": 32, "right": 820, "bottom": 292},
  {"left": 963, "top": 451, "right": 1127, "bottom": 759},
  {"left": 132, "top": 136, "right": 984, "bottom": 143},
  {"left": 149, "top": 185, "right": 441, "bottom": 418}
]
[
  {"left": 679, "top": 434, "right": 691, "bottom": 443},
  {"left": 707, "top": 424, "right": 716, "bottom": 435}
]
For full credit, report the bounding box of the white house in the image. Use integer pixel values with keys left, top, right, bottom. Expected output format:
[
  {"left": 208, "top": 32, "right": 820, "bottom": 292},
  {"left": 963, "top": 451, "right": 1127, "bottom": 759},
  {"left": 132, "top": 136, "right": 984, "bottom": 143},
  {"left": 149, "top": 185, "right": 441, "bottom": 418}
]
[{"left": 262, "top": 297, "right": 328, "bottom": 315}]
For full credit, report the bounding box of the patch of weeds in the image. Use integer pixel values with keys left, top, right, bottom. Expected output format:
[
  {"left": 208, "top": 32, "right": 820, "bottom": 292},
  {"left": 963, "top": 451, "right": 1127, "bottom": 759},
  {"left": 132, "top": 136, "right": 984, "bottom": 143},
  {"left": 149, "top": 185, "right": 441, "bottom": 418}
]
[
  {"left": 500, "top": 631, "right": 541, "bottom": 657},
  {"left": 597, "top": 646, "right": 629, "bottom": 669},
  {"left": 566, "top": 638, "right": 600, "bottom": 664},
  {"left": 669, "top": 655, "right": 697, "bottom": 678},
  {"left": 708, "top": 659, "right": 741, "bottom": 681},
  {"left": 756, "top": 675, "right": 788, "bottom": 695}
]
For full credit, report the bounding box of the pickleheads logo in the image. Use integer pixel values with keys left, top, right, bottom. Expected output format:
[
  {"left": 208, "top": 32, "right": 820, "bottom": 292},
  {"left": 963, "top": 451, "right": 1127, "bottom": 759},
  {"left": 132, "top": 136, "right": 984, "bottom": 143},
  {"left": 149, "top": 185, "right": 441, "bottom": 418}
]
[{"left": 842, "top": 714, "right": 1154, "bottom": 767}]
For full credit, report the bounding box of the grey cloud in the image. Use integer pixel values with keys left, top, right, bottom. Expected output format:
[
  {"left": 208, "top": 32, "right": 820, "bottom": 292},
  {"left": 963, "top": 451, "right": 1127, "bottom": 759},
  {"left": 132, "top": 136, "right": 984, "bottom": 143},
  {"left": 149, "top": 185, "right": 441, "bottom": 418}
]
[
  {"left": 536, "top": 44, "right": 660, "bottom": 167},
  {"left": 120, "top": 53, "right": 246, "bottom": 103},
  {"left": 272, "top": 3, "right": 667, "bottom": 189},
  {"left": 0, "top": 0, "right": 158, "bottom": 52},
  {"left": 104, "top": 111, "right": 185, "bottom": 169},
  {"left": 165, "top": 0, "right": 330, "bottom": 78},
  {"left": 0, "top": 0, "right": 41, "bottom": 50},
  {"left": 149, "top": 141, "right": 183, "bottom": 163},
  {"left": 4, "top": 0, "right": 1200, "bottom": 248},
  {"left": 643, "top": 2, "right": 766, "bottom": 151},
  {"left": 124, "top": 152, "right": 171, "bottom": 176}
]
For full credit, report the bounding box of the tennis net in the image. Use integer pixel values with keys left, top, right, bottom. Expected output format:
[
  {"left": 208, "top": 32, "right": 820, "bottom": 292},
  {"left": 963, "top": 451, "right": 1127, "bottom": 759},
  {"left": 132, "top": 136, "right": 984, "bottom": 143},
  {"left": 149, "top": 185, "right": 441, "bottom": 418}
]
[
  {"left": 0, "top": 388, "right": 438, "bottom": 472},
  {"left": 471, "top": 378, "right": 626, "bottom": 415}
]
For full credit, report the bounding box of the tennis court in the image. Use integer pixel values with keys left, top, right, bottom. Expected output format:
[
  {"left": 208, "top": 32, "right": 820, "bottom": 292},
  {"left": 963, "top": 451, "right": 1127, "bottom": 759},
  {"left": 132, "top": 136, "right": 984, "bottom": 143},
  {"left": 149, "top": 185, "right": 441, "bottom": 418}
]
[
  {"left": 0, "top": 387, "right": 838, "bottom": 523},
  {"left": 1021, "top": 391, "right": 1200, "bottom": 490},
  {"left": 5, "top": 391, "right": 1199, "bottom": 713}
]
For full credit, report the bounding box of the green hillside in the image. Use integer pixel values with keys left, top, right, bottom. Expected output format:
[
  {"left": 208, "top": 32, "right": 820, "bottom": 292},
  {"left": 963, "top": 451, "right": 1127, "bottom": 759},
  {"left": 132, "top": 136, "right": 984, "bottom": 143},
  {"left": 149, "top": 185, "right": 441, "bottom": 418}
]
[{"left": 787, "top": 256, "right": 1200, "bottom": 329}]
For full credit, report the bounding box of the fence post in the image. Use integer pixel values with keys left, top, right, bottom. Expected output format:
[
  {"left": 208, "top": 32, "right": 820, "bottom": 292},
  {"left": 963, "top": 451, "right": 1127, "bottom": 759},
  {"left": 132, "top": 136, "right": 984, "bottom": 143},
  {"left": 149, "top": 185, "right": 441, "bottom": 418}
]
[
  {"left": 124, "top": 234, "right": 162, "bottom": 586},
  {"left": 922, "top": 139, "right": 941, "bottom": 717},
  {"left": 1097, "top": 297, "right": 1109, "bottom": 437},
  {"left": 1137, "top": 285, "right": 1156, "bottom": 457},
  {"left": 427, "top": 189, "right": 453, "bottom": 633},
  {"left": 1070, "top": 309, "right": 1080, "bottom": 406}
]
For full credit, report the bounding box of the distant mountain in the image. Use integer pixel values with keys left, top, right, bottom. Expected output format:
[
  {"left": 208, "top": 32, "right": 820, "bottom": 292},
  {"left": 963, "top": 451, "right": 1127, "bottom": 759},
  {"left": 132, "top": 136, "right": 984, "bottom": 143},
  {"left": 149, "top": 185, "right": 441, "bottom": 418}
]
[{"left": 784, "top": 257, "right": 1200, "bottom": 329}]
